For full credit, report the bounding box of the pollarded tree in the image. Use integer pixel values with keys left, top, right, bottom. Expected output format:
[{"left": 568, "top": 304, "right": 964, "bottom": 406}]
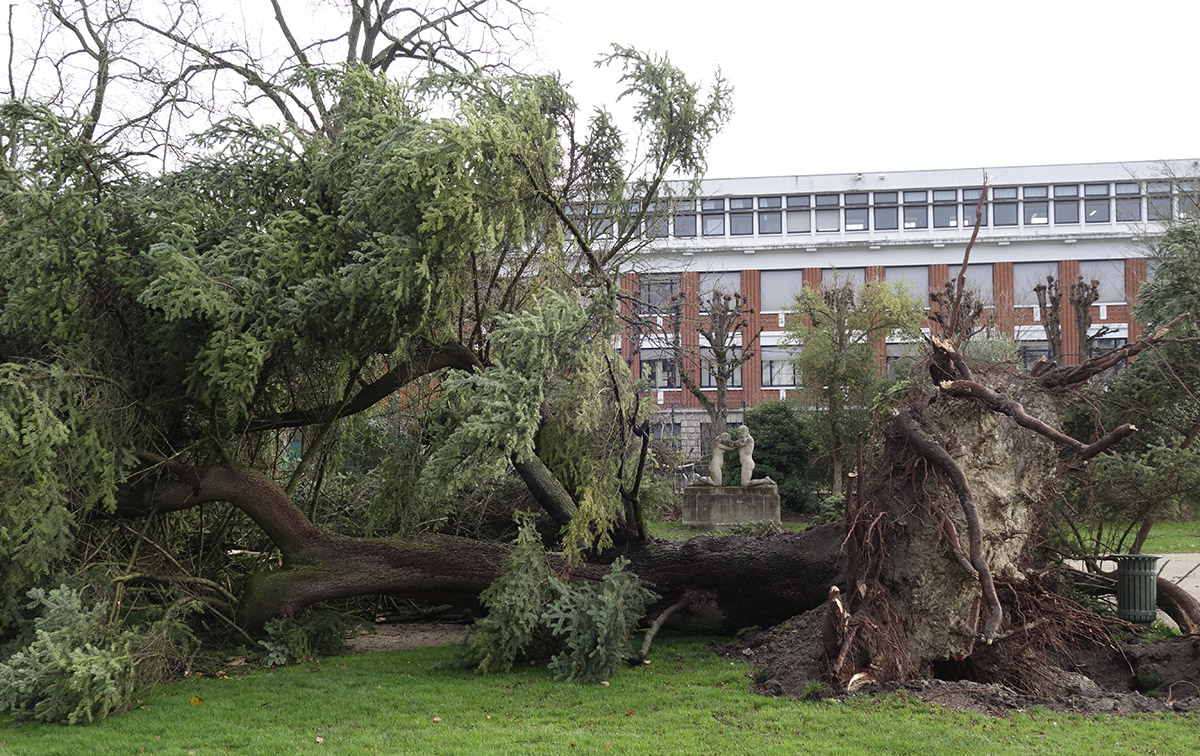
[
  {"left": 663, "top": 283, "right": 760, "bottom": 460},
  {"left": 785, "top": 279, "right": 924, "bottom": 496}
]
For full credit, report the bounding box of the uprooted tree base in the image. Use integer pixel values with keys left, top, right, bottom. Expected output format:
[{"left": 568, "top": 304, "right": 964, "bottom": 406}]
[
  {"left": 734, "top": 602, "right": 1200, "bottom": 714},
  {"left": 817, "top": 315, "right": 1200, "bottom": 698}
]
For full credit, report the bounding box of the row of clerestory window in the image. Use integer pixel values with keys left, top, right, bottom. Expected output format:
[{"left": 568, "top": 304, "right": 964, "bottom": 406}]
[{"left": 634, "top": 181, "right": 1199, "bottom": 239}]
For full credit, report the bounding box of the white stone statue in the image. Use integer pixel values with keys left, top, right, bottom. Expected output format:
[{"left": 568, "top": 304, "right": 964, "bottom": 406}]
[
  {"left": 695, "top": 425, "right": 774, "bottom": 488},
  {"left": 696, "top": 431, "right": 740, "bottom": 486}
]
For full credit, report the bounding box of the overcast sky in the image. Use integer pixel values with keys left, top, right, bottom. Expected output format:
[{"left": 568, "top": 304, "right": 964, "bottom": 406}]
[
  {"left": 7, "top": 0, "right": 1196, "bottom": 179},
  {"left": 526, "top": 0, "right": 1200, "bottom": 179}
]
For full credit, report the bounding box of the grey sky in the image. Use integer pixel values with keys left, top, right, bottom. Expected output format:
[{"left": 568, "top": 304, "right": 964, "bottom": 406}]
[
  {"left": 6, "top": 0, "right": 1195, "bottom": 179},
  {"left": 528, "top": 0, "right": 1200, "bottom": 178}
]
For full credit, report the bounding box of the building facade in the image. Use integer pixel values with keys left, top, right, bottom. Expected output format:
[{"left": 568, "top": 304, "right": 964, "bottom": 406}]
[{"left": 619, "top": 159, "right": 1200, "bottom": 461}]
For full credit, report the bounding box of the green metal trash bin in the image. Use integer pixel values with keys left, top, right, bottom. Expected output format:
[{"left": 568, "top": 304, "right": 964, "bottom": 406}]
[{"left": 1110, "top": 554, "right": 1158, "bottom": 624}]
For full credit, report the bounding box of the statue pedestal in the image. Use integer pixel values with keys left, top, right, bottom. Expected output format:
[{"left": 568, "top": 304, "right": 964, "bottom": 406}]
[{"left": 682, "top": 483, "right": 781, "bottom": 529}]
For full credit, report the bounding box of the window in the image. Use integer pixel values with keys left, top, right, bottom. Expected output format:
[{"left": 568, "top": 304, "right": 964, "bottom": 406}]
[
  {"left": 1079, "top": 260, "right": 1125, "bottom": 303},
  {"left": 933, "top": 204, "right": 958, "bottom": 228},
  {"left": 903, "top": 205, "right": 928, "bottom": 229},
  {"left": 674, "top": 213, "right": 697, "bottom": 237},
  {"left": 590, "top": 215, "right": 615, "bottom": 238},
  {"left": 787, "top": 209, "right": 811, "bottom": 233},
  {"left": 1115, "top": 196, "right": 1141, "bottom": 222},
  {"left": 1018, "top": 341, "right": 1050, "bottom": 369},
  {"left": 822, "top": 267, "right": 866, "bottom": 289},
  {"left": 760, "top": 347, "right": 796, "bottom": 387},
  {"left": 759, "top": 196, "right": 782, "bottom": 209},
  {"left": 994, "top": 202, "right": 1018, "bottom": 226},
  {"left": 875, "top": 206, "right": 899, "bottom": 230},
  {"left": 962, "top": 263, "right": 993, "bottom": 305},
  {"left": 702, "top": 213, "right": 725, "bottom": 236},
  {"left": 1148, "top": 182, "right": 1173, "bottom": 221},
  {"left": 787, "top": 195, "right": 811, "bottom": 208},
  {"left": 903, "top": 190, "right": 928, "bottom": 204},
  {"left": 639, "top": 274, "right": 680, "bottom": 313},
  {"left": 845, "top": 206, "right": 869, "bottom": 231},
  {"left": 698, "top": 271, "right": 741, "bottom": 298},
  {"left": 961, "top": 188, "right": 987, "bottom": 227},
  {"left": 701, "top": 198, "right": 725, "bottom": 211},
  {"left": 650, "top": 421, "right": 682, "bottom": 450},
  {"left": 845, "top": 192, "right": 869, "bottom": 206},
  {"left": 933, "top": 189, "right": 957, "bottom": 203},
  {"left": 993, "top": 187, "right": 1018, "bottom": 200},
  {"left": 1085, "top": 199, "right": 1110, "bottom": 223},
  {"left": 760, "top": 269, "right": 806, "bottom": 311},
  {"left": 942, "top": 264, "right": 993, "bottom": 305},
  {"left": 758, "top": 211, "right": 782, "bottom": 234},
  {"left": 730, "top": 197, "right": 753, "bottom": 210},
  {"left": 816, "top": 208, "right": 840, "bottom": 232},
  {"left": 1179, "top": 181, "right": 1200, "bottom": 219},
  {"left": 874, "top": 192, "right": 898, "bottom": 230},
  {"left": 643, "top": 202, "right": 668, "bottom": 237},
  {"left": 729, "top": 212, "right": 753, "bottom": 235},
  {"left": 1024, "top": 201, "right": 1049, "bottom": 225},
  {"left": 640, "top": 349, "right": 678, "bottom": 388},
  {"left": 886, "top": 265, "right": 930, "bottom": 305},
  {"left": 1012, "top": 261, "right": 1057, "bottom": 307},
  {"left": 1024, "top": 186, "right": 1049, "bottom": 199},
  {"left": 1054, "top": 185, "right": 1079, "bottom": 198},
  {"left": 1115, "top": 182, "right": 1141, "bottom": 222},
  {"left": 815, "top": 194, "right": 840, "bottom": 207},
  {"left": 700, "top": 348, "right": 742, "bottom": 388},
  {"left": 1054, "top": 200, "right": 1079, "bottom": 224},
  {"left": 1084, "top": 183, "right": 1109, "bottom": 197},
  {"left": 886, "top": 343, "right": 920, "bottom": 379}
]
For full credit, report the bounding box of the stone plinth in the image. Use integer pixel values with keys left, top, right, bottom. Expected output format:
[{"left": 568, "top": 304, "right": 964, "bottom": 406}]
[{"left": 682, "top": 484, "right": 780, "bottom": 529}]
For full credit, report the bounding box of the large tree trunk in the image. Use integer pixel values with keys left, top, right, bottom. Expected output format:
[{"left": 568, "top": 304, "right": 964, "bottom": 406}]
[
  {"left": 830, "top": 320, "right": 1194, "bottom": 686},
  {"left": 125, "top": 454, "right": 845, "bottom": 631}
]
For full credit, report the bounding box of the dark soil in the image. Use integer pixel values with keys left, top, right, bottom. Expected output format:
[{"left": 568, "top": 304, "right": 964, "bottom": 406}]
[{"left": 726, "top": 606, "right": 1200, "bottom": 715}]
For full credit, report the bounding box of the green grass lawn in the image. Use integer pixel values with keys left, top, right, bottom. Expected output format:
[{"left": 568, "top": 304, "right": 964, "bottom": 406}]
[
  {"left": 649, "top": 518, "right": 1200, "bottom": 553},
  {"left": 1, "top": 636, "right": 1194, "bottom": 755},
  {"left": 1140, "top": 521, "right": 1200, "bottom": 554}
]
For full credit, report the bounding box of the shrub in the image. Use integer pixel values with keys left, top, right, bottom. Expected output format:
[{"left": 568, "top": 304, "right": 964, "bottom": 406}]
[
  {"left": 465, "top": 518, "right": 656, "bottom": 683},
  {"left": 728, "top": 520, "right": 786, "bottom": 537},
  {"left": 815, "top": 492, "right": 848, "bottom": 523},
  {"left": 742, "top": 402, "right": 820, "bottom": 513},
  {"left": 260, "top": 609, "right": 360, "bottom": 666},
  {"left": 463, "top": 513, "right": 558, "bottom": 673},
  {"left": 543, "top": 557, "right": 656, "bottom": 683},
  {"left": 0, "top": 585, "right": 196, "bottom": 724}
]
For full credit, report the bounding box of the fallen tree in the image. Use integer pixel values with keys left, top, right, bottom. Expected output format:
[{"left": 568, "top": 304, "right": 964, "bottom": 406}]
[{"left": 122, "top": 453, "right": 845, "bottom": 632}]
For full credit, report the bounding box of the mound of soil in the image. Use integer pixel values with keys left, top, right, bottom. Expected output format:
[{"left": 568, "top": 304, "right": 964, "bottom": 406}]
[{"left": 727, "top": 606, "right": 1200, "bottom": 714}]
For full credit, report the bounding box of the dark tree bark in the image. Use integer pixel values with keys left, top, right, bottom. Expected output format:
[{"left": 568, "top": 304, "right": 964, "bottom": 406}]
[{"left": 124, "top": 454, "right": 844, "bottom": 631}]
